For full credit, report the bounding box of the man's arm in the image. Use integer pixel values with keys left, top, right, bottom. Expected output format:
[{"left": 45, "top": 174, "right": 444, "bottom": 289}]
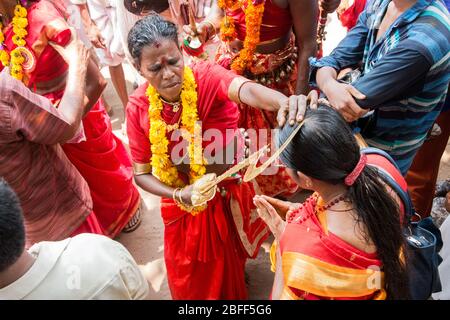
[
  {"left": 310, "top": 8, "right": 370, "bottom": 85},
  {"left": 351, "top": 42, "right": 432, "bottom": 109},
  {"left": 8, "top": 35, "right": 90, "bottom": 145},
  {"left": 73, "top": 1, "right": 106, "bottom": 49},
  {"left": 290, "top": 0, "right": 318, "bottom": 95},
  {"left": 317, "top": 40, "right": 432, "bottom": 122}
]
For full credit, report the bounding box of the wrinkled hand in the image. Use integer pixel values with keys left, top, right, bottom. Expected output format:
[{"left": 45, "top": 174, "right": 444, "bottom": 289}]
[
  {"left": 323, "top": 80, "right": 368, "bottom": 122},
  {"left": 319, "top": 0, "right": 342, "bottom": 14},
  {"left": 277, "top": 90, "right": 319, "bottom": 127},
  {"left": 180, "top": 173, "right": 217, "bottom": 207},
  {"left": 88, "top": 24, "right": 106, "bottom": 49},
  {"left": 49, "top": 28, "right": 90, "bottom": 70},
  {"left": 182, "top": 22, "right": 209, "bottom": 44},
  {"left": 253, "top": 195, "right": 288, "bottom": 240}
]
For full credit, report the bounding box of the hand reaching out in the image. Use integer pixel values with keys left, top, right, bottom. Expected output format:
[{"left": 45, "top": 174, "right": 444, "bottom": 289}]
[
  {"left": 277, "top": 90, "right": 319, "bottom": 127},
  {"left": 254, "top": 195, "right": 293, "bottom": 240}
]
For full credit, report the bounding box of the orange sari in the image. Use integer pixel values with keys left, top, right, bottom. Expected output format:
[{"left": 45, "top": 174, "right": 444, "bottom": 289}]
[{"left": 272, "top": 194, "right": 387, "bottom": 300}]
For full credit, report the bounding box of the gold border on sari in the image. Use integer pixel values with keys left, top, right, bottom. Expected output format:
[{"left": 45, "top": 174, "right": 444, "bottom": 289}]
[
  {"left": 282, "top": 251, "right": 386, "bottom": 299},
  {"left": 229, "top": 195, "right": 269, "bottom": 257}
]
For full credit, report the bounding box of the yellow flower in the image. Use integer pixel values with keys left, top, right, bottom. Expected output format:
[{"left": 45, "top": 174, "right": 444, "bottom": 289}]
[
  {"left": 0, "top": 51, "right": 10, "bottom": 67},
  {"left": 0, "top": 3, "right": 28, "bottom": 82},
  {"left": 13, "top": 27, "right": 28, "bottom": 39},
  {"left": 12, "top": 35, "right": 26, "bottom": 47},
  {"left": 12, "top": 17, "right": 28, "bottom": 29},
  {"left": 147, "top": 66, "right": 207, "bottom": 213},
  {"left": 10, "top": 49, "right": 24, "bottom": 64},
  {"left": 14, "top": 5, "right": 28, "bottom": 18},
  {"left": 11, "top": 64, "right": 23, "bottom": 80}
]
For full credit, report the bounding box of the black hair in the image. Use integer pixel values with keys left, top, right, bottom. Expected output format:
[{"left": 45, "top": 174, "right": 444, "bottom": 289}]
[
  {"left": 278, "top": 106, "right": 409, "bottom": 299},
  {"left": 127, "top": 13, "right": 179, "bottom": 68},
  {"left": 124, "top": 0, "right": 170, "bottom": 15},
  {"left": 0, "top": 179, "right": 25, "bottom": 272}
]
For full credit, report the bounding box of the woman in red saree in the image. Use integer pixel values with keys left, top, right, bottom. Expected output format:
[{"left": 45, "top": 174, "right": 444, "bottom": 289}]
[
  {"left": 181, "top": 0, "right": 340, "bottom": 197},
  {"left": 0, "top": 0, "right": 140, "bottom": 236},
  {"left": 254, "top": 106, "right": 410, "bottom": 299},
  {"left": 126, "top": 14, "right": 306, "bottom": 299}
]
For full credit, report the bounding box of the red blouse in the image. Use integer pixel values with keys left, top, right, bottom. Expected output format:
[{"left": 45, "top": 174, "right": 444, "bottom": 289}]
[
  {"left": 227, "top": 0, "right": 293, "bottom": 42},
  {"left": 126, "top": 61, "right": 241, "bottom": 173}
]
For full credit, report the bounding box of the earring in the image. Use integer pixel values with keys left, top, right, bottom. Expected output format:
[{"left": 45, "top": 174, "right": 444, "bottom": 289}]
[{"left": 305, "top": 180, "right": 312, "bottom": 188}]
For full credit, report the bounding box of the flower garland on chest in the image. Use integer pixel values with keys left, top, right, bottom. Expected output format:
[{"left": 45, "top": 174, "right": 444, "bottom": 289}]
[
  {"left": 0, "top": 2, "right": 29, "bottom": 81},
  {"left": 146, "top": 66, "right": 207, "bottom": 214},
  {"left": 218, "top": 0, "right": 265, "bottom": 75}
]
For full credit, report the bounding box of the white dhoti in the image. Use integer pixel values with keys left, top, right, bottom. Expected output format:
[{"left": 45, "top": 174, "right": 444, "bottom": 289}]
[{"left": 86, "top": 0, "right": 140, "bottom": 66}]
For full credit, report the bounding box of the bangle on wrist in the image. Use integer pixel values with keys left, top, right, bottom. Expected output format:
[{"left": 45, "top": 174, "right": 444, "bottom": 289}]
[
  {"left": 172, "top": 188, "right": 180, "bottom": 202},
  {"left": 177, "top": 188, "right": 186, "bottom": 206}
]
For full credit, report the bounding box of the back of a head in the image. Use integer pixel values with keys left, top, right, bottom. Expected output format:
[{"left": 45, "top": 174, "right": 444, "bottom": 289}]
[
  {"left": 0, "top": 179, "right": 26, "bottom": 273},
  {"left": 124, "top": 0, "right": 169, "bottom": 15},
  {"left": 279, "top": 106, "right": 360, "bottom": 183},
  {"left": 278, "top": 106, "right": 409, "bottom": 299}
]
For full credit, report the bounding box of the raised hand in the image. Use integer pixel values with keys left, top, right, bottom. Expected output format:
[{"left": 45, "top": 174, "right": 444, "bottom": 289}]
[
  {"left": 182, "top": 22, "right": 210, "bottom": 44},
  {"left": 49, "top": 28, "right": 89, "bottom": 73}
]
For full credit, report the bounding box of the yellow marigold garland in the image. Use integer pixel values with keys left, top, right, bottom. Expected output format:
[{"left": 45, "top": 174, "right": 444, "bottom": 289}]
[
  {"left": 218, "top": 0, "right": 265, "bottom": 74},
  {"left": 0, "top": 2, "right": 29, "bottom": 81},
  {"left": 146, "top": 66, "right": 207, "bottom": 214}
]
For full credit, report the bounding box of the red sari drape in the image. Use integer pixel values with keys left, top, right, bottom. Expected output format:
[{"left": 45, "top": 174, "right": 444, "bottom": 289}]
[
  {"left": 127, "top": 61, "right": 269, "bottom": 299},
  {"left": 2, "top": 0, "right": 140, "bottom": 237},
  {"left": 215, "top": 1, "right": 298, "bottom": 198},
  {"left": 339, "top": 0, "right": 367, "bottom": 31},
  {"left": 273, "top": 195, "right": 387, "bottom": 300}
]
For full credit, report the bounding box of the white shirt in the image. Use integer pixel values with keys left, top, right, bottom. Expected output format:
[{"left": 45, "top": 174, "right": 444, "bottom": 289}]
[{"left": 0, "top": 234, "right": 149, "bottom": 300}]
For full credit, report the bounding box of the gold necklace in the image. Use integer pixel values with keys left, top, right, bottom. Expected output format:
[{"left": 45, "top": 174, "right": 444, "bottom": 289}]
[{"left": 160, "top": 96, "right": 181, "bottom": 113}]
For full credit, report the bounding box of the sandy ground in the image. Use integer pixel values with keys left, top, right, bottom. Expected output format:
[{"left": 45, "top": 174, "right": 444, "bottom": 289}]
[{"left": 100, "top": 15, "right": 450, "bottom": 299}]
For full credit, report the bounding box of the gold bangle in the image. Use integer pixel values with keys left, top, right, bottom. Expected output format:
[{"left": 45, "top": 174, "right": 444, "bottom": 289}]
[
  {"left": 172, "top": 188, "right": 180, "bottom": 203},
  {"left": 177, "top": 188, "right": 185, "bottom": 206}
]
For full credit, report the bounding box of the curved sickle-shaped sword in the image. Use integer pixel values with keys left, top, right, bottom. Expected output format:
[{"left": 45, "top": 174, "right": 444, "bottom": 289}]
[{"left": 199, "top": 121, "right": 305, "bottom": 194}]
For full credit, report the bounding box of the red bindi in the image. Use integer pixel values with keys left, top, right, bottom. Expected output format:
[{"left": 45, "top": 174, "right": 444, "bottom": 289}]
[{"left": 154, "top": 42, "right": 161, "bottom": 48}]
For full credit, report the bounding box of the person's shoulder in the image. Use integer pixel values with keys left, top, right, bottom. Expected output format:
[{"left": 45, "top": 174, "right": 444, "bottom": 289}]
[
  {"left": 62, "top": 234, "right": 134, "bottom": 268},
  {"left": 190, "top": 60, "right": 226, "bottom": 77},
  {"left": 128, "top": 82, "right": 150, "bottom": 112},
  {"left": 405, "top": 5, "right": 450, "bottom": 65},
  {"left": 413, "top": 1, "right": 450, "bottom": 37},
  {"left": 67, "top": 233, "right": 128, "bottom": 254}
]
